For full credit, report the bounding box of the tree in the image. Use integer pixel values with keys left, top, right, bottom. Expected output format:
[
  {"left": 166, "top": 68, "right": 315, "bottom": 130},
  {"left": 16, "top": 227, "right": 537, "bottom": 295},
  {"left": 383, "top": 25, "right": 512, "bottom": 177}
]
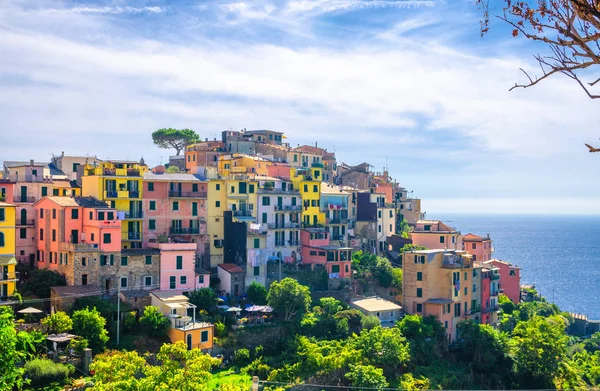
[
  {"left": 345, "top": 364, "right": 388, "bottom": 390},
  {"left": 335, "top": 309, "right": 364, "bottom": 334},
  {"left": 511, "top": 315, "right": 569, "bottom": 389},
  {"left": 20, "top": 269, "right": 66, "bottom": 298},
  {"left": 72, "top": 308, "right": 109, "bottom": 353},
  {"left": 455, "top": 321, "right": 513, "bottom": 375},
  {"left": 267, "top": 278, "right": 312, "bottom": 321},
  {"left": 70, "top": 296, "right": 118, "bottom": 320},
  {"left": 41, "top": 311, "right": 72, "bottom": 334},
  {"left": 477, "top": 0, "right": 600, "bottom": 99},
  {"left": 152, "top": 128, "right": 199, "bottom": 155},
  {"left": 397, "top": 314, "right": 447, "bottom": 366},
  {"left": 187, "top": 288, "right": 218, "bottom": 313},
  {"left": 361, "top": 315, "right": 380, "bottom": 331},
  {"left": 499, "top": 294, "right": 517, "bottom": 314},
  {"left": 584, "top": 332, "right": 600, "bottom": 353},
  {"left": 0, "top": 307, "right": 25, "bottom": 390},
  {"left": 246, "top": 281, "right": 268, "bottom": 305},
  {"left": 166, "top": 165, "right": 181, "bottom": 173},
  {"left": 352, "top": 326, "right": 411, "bottom": 372},
  {"left": 16, "top": 330, "right": 46, "bottom": 360},
  {"left": 139, "top": 305, "right": 170, "bottom": 337},
  {"left": 90, "top": 350, "right": 148, "bottom": 390}
]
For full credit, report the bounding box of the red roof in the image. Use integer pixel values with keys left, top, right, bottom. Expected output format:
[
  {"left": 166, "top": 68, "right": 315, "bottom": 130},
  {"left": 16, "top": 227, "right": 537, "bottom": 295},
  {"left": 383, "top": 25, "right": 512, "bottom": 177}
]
[
  {"left": 218, "top": 263, "right": 244, "bottom": 273},
  {"left": 463, "top": 233, "right": 490, "bottom": 242}
]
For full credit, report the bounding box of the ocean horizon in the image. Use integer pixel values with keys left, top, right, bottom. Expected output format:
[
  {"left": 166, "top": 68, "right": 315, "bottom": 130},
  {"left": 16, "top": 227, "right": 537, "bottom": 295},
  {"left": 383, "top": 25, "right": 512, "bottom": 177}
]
[{"left": 431, "top": 213, "right": 600, "bottom": 320}]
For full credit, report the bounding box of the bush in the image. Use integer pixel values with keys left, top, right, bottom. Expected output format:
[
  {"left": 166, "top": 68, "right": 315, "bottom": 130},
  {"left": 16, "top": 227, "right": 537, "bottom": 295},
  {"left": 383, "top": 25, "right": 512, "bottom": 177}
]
[
  {"left": 140, "top": 306, "right": 170, "bottom": 337},
  {"left": 41, "top": 311, "right": 72, "bottom": 334},
  {"left": 361, "top": 315, "right": 380, "bottom": 330},
  {"left": 67, "top": 337, "right": 88, "bottom": 358},
  {"left": 72, "top": 308, "right": 109, "bottom": 353},
  {"left": 234, "top": 348, "right": 251, "bottom": 367},
  {"left": 247, "top": 282, "right": 268, "bottom": 305},
  {"left": 243, "top": 358, "right": 272, "bottom": 379},
  {"left": 123, "top": 311, "right": 137, "bottom": 332},
  {"left": 24, "top": 359, "right": 74, "bottom": 388},
  {"left": 20, "top": 270, "right": 66, "bottom": 299},
  {"left": 215, "top": 321, "right": 226, "bottom": 338}
]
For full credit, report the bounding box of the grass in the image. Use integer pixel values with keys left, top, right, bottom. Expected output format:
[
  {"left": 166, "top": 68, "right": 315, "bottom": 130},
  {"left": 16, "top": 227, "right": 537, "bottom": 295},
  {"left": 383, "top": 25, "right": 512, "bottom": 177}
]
[{"left": 207, "top": 369, "right": 252, "bottom": 390}]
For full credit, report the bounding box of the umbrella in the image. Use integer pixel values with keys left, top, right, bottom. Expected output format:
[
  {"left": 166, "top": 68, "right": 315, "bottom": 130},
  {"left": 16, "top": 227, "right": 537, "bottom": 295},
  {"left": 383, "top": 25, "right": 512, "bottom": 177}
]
[
  {"left": 245, "top": 305, "right": 263, "bottom": 312},
  {"left": 226, "top": 307, "right": 242, "bottom": 312},
  {"left": 217, "top": 305, "right": 230, "bottom": 310},
  {"left": 18, "top": 307, "right": 43, "bottom": 314},
  {"left": 259, "top": 305, "right": 273, "bottom": 313}
]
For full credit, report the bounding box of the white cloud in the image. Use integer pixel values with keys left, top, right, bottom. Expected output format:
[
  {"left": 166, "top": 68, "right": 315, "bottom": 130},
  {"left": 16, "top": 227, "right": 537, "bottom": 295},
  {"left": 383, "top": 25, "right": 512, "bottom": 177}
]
[
  {"left": 41, "top": 6, "right": 165, "bottom": 15},
  {"left": 285, "top": 0, "right": 437, "bottom": 14}
]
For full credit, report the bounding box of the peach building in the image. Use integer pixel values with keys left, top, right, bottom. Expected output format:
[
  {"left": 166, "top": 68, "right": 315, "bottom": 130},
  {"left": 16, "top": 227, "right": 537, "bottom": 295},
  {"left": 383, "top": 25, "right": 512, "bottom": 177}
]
[
  {"left": 411, "top": 220, "right": 462, "bottom": 250},
  {"left": 184, "top": 140, "right": 227, "bottom": 173},
  {"left": 149, "top": 242, "right": 197, "bottom": 291},
  {"left": 485, "top": 259, "right": 521, "bottom": 303},
  {"left": 463, "top": 233, "right": 493, "bottom": 262},
  {"left": 300, "top": 228, "right": 352, "bottom": 279},
  {"left": 33, "top": 196, "right": 121, "bottom": 287},
  {"left": 402, "top": 249, "right": 474, "bottom": 343}
]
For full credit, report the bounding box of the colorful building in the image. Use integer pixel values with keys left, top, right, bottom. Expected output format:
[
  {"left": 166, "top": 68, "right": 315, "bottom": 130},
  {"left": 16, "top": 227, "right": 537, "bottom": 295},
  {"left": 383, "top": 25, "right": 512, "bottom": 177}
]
[
  {"left": 150, "top": 290, "right": 214, "bottom": 351},
  {"left": 485, "top": 259, "right": 521, "bottom": 303},
  {"left": 463, "top": 233, "right": 493, "bottom": 262},
  {"left": 149, "top": 242, "right": 197, "bottom": 291},
  {"left": 218, "top": 154, "right": 270, "bottom": 177},
  {"left": 217, "top": 263, "right": 246, "bottom": 295},
  {"left": 320, "top": 183, "right": 350, "bottom": 245},
  {"left": 0, "top": 202, "right": 17, "bottom": 300},
  {"left": 402, "top": 249, "right": 475, "bottom": 343},
  {"left": 411, "top": 220, "right": 462, "bottom": 251},
  {"left": 290, "top": 166, "right": 324, "bottom": 228},
  {"left": 300, "top": 228, "right": 352, "bottom": 281},
  {"left": 81, "top": 160, "right": 148, "bottom": 249},
  {"left": 184, "top": 140, "right": 227, "bottom": 174}
]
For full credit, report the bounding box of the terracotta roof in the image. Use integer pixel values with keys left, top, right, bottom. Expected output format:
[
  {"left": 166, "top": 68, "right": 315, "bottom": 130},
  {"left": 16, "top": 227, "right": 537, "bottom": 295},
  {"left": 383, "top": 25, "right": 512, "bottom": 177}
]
[
  {"left": 218, "top": 263, "right": 245, "bottom": 273},
  {"left": 463, "top": 233, "right": 490, "bottom": 242}
]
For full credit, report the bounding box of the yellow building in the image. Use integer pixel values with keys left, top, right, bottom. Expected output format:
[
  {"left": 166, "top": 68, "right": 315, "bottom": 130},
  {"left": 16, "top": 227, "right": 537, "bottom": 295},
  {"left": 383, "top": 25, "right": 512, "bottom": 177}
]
[
  {"left": 0, "top": 202, "right": 17, "bottom": 299},
  {"left": 290, "top": 166, "right": 325, "bottom": 228},
  {"left": 81, "top": 160, "right": 148, "bottom": 249},
  {"left": 217, "top": 154, "right": 270, "bottom": 177}
]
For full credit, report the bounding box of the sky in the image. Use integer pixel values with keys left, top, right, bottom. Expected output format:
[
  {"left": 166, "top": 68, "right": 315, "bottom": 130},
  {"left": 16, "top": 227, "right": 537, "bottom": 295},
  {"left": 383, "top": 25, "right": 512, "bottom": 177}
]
[{"left": 1, "top": 0, "right": 599, "bottom": 215}]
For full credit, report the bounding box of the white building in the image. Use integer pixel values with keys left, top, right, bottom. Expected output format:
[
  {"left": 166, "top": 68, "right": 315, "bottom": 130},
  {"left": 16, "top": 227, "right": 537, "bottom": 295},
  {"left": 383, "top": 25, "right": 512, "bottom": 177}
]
[{"left": 351, "top": 297, "right": 402, "bottom": 327}]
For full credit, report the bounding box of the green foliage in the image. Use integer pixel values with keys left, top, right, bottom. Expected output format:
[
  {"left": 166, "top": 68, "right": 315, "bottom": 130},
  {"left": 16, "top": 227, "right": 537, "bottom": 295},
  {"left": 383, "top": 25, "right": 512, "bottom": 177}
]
[
  {"left": 267, "top": 278, "right": 312, "bottom": 321},
  {"left": 243, "top": 358, "right": 272, "bottom": 379},
  {"left": 398, "top": 373, "right": 431, "bottom": 390},
  {"left": 20, "top": 269, "right": 66, "bottom": 298},
  {"left": 0, "top": 307, "right": 26, "bottom": 390},
  {"left": 455, "top": 321, "right": 513, "bottom": 377},
  {"left": 41, "top": 311, "right": 72, "bottom": 334},
  {"left": 399, "top": 244, "right": 428, "bottom": 253},
  {"left": 24, "top": 358, "right": 74, "bottom": 388},
  {"left": 398, "top": 218, "right": 411, "bottom": 238},
  {"left": 499, "top": 294, "right": 517, "bottom": 314},
  {"left": 72, "top": 307, "right": 109, "bottom": 353},
  {"left": 247, "top": 281, "right": 268, "bottom": 305},
  {"left": 70, "top": 296, "right": 118, "bottom": 320},
  {"left": 215, "top": 321, "right": 227, "bottom": 338},
  {"left": 335, "top": 309, "right": 364, "bottom": 334},
  {"left": 166, "top": 165, "right": 180, "bottom": 173},
  {"left": 187, "top": 288, "right": 218, "bottom": 313},
  {"left": 352, "top": 326, "right": 410, "bottom": 372},
  {"left": 67, "top": 337, "right": 88, "bottom": 357},
  {"left": 397, "top": 314, "right": 447, "bottom": 366},
  {"left": 234, "top": 348, "right": 251, "bottom": 367},
  {"left": 345, "top": 363, "right": 388, "bottom": 389},
  {"left": 361, "top": 315, "right": 380, "bottom": 331},
  {"left": 301, "top": 298, "right": 350, "bottom": 340},
  {"left": 351, "top": 250, "right": 402, "bottom": 289},
  {"left": 139, "top": 305, "right": 170, "bottom": 337},
  {"left": 123, "top": 311, "right": 137, "bottom": 332},
  {"left": 518, "top": 300, "right": 560, "bottom": 321},
  {"left": 152, "top": 128, "right": 200, "bottom": 155},
  {"left": 511, "top": 315, "right": 569, "bottom": 389},
  {"left": 16, "top": 330, "right": 46, "bottom": 360},
  {"left": 585, "top": 332, "right": 600, "bottom": 353}
]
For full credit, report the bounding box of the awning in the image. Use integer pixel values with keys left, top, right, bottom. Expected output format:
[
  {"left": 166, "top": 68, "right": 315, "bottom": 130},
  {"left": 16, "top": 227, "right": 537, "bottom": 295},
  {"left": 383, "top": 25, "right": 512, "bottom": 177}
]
[{"left": 0, "top": 256, "right": 16, "bottom": 266}]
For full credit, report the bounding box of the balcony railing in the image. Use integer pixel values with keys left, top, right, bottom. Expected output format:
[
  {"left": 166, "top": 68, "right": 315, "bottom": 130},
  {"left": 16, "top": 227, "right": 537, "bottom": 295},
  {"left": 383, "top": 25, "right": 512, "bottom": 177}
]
[
  {"left": 483, "top": 305, "right": 499, "bottom": 313},
  {"left": 275, "top": 241, "right": 286, "bottom": 247},
  {"left": 330, "top": 235, "right": 345, "bottom": 241},
  {"left": 0, "top": 272, "right": 19, "bottom": 281},
  {"left": 311, "top": 162, "right": 324, "bottom": 168},
  {"left": 169, "top": 191, "right": 207, "bottom": 198},
  {"left": 170, "top": 227, "right": 200, "bottom": 235},
  {"left": 288, "top": 240, "right": 300, "bottom": 246},
  {"left": 124, "top": 211, "right": 143, "bottom": 219},
  {"left": 127, "top": 232, "right": 141, "bottom": 241},
  {"left": 13, "top": 196, "right": 36, "bottom": 203},
  {"left": 127, "top": 169, "right": 141, "bottom": 177},
  {"left": 327, "top": 218, "right": 348, "bottom": 225},
  {"left": 267, "top": 222, "right": 300, "bottom": 229},
  {"left": 103, "top": 168, "right": 117, "bottom": 176},
  {"left": 62, "top": 242, "right": 99, "bottom": 251},
  {"left": 105, "top": 190, "right": 118, "bottom": 198},
  {"left": 128, "top": 190, "right": 140, "bottom": 199},
  {"left": 302, "top": 223, "right": 325, "bottom": 229},
  {"left": 233, "top": 210, "right": 253, "bottom": 217},
  {"left": 16, "top": 219, "right": 35, "bottom": 226},
  {"left": 490, "top": 290, "right": 499, "bottom": 297},
  {"left": 274, "top": 205, "right": 302, "bottom": 212}
]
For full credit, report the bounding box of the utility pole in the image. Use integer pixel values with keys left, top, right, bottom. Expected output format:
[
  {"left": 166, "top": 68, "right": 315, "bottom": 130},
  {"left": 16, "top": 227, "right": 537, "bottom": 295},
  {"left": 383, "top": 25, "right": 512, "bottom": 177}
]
[{"left": 116, "top": 283, "right": 120, "bottom": 346}]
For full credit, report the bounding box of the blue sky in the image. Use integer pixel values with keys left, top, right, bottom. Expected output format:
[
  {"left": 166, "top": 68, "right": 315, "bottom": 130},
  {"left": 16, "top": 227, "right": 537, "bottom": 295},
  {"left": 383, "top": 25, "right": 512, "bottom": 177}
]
[{"left": 1, "top": 0, "right": 600, "bottom": 214}]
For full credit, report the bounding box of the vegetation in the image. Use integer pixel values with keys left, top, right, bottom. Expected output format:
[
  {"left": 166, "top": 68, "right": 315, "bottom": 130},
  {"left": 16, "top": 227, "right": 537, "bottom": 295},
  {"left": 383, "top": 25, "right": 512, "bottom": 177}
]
[
  {"left": 70, "top": 296, "right": 118, "bottom": 321},
  {"left": 0, "top": 307, "right": 25, "bottom": 390},
  {"left": 139, "top": 305, "right": 170, "bottom": 337},
  {"left": 72, "top": 308, "right": 109, "bottom": 353},
  {"left": 41, "top": 311, "right": 72, "bottom": 334},
  {"left": 246, "top": 281, "right": 268, "bottom": 305},
  {"left": 20, "top": 269, "right": 66, "bottom": 298},
  {"left": 188, "top": 288, "right": 218, "bottom": 314},
  {"left": 23, "top": 358, "right": 74, "bottom": 388},
  {"left": 152, "top": 128, "right": 200, "bottom": 155},
  {"left": 267, "top": 278, "right": 312, "bottom": 321},
  {"left": 352, "top": 250, "right": 402, "bottom": 289}
]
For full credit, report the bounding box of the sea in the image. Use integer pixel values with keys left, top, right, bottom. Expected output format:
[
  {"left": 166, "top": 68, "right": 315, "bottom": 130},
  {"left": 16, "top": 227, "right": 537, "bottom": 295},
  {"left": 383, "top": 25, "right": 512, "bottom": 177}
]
[{"left": 433, "top": 214, "right": 600, "bottom": 320}]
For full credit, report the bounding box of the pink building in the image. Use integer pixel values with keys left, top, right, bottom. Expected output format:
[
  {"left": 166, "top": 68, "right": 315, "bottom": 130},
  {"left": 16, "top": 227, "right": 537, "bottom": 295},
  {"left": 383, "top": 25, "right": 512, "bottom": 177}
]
[
  {"left": 149, "top": 242, "right": 197, "bottom": 291},
  {"left": 33, "top": 196, "right": 121, "bottom": 286},
  {"left": 411, "top": 220, "right": 462, "bottom": 250},
  {"left": 463, "top": 233, "right": 493, "bottom": 262},
  {"left": 143, "top": 170, "right": 208, "bottom": 268},
  {"left": 485, "top": 259, "right": 521, "bottom": 303},
  {"left": 267, "top": 163, "right": 291, "bottom": 180},
  {"left": 300, "top": 228, "right": 352, "bottom": 279}
]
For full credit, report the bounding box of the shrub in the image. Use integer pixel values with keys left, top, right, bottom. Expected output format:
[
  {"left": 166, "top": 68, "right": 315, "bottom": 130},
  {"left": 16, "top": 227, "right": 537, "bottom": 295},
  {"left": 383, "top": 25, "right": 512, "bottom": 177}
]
[
  {"left": 361, "top": 315, "right": 380, "bottom": 330},
  {"left": 214, "top": 321, "right": 226, "bottom": 338},
  {"left": 140, "top": 306, "right": 170, "bottom": 337},
  {"left": 41, "top": 311, "right": 72, "bottom": 334},
  {"left": 72, "top": 308, "right": 109, "bottom": 353},
  {"left": 24, "top": 359, "right": 74, "bottom": 388},
  {"left": 123, "top": 311, "right": 137, "bottom": 332},
  {"left": 243, "top": 358, "right": 272, "bottom": 379},
  {"left": 234, "top": 348, "right": 251, "bottom": 367},
  {"left": 247, "top": 282, "right": 268, "bottom": 305},
  {"left": 67, "top": 337, "right": 89, "bottom": 358},
  {"left": 20, "top": 270, "right": 66, "bottom": 299}
]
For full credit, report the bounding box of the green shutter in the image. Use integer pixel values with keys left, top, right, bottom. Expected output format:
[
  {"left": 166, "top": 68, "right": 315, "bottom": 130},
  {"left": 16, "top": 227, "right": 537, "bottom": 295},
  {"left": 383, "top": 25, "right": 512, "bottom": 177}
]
[
  {"left": 149, "top": 201, "right": 156, "bottom": 210},
  {"left": 192, "top": 202, "right": 198, "bottom": 216},
  {"left": 149, "top": 220, "right": 156, "bottom": 230},
  {"left": 146, "top": 255, "right": 152, "bottom": 265},
  {"left": 121, "top": 256, "right": 128, "bottom": 266},
  {"left": 176, "top": 256, "right": 183, "bottom": 269},
  {"left": 254, "top": 238, "right": 260, "bottom": 248}
]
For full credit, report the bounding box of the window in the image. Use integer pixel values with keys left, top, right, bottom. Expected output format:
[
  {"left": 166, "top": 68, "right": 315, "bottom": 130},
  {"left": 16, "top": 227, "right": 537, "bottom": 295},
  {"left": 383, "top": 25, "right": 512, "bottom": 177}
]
[
  {"left": 509, "top": 269, "right": 516, "bottom": 276},
  {"left": 378, "top": 210, "right": 382, "bottom": 218},
  {"left": 464, "top": 302, "right": 468, "bottom": 314},
  {"left": 331, "top": 264, "right": 340, "bottom": 273},
  {"left": 309, "top": 250, "right": 317, "bottom": 256},
  {"left": 416, "top": 303, "right": 423, "bottom": 312},
  {"left": 254, "top": 266, "right": 260, "bottom": 276},
  {"left": 192, "top": 202, "right": 198, "bottom": 216},
  {"left": 121, "top": 256, "right": 128, "bottom": 266},
  {"left": 91, "top": 233, "right": 95, "bottom": 241},
  {"left": 145, "top": 255, "right": 152, "bottom": 265},
  {"left": 444, "top": 321, "right": 448, "bottom": 329},
  {"left": 473, "top": 284, "right": 477, "bottom": 293},
  {"left": 176, "top": 256, "right": 183, "bottom": 270},
  {"left": 230, "top": 186, "right": 234, "bottom": 193},
  {"left": 389, "top": 210, "right": 393, "bottom": 217},
  {"left": 149, "top": 201, "right": 156, "bottom": 210},
  {"left": 53, "top": 189, "right": 59, "bottom": 196},
  {"left": 390, "top": 224, "right": 392, "bottom": 231},
  {"left": 108, "top": 211, "right": 114, "bottom": 220},
  {"left": 103, "top": 233, "right": 111, "bottom": 244},
  {"left": 198, "top": 275, "right": 205, "bottom": 284},
  {"left": 0, "top": 232, "right": 6, "bottom": 247},
  {"left": 149, "top": 219, "right": 156, "bottom": 230},
  {"left": 98, "top": 211, "right": 105, "bottom": 220},
  {"left": 313, "top": 185, "right": 318, "bottom": 192},
  {"left": 464, "top": 287, "right": 467, "bottom": 295},
  {"left": 89, "top": 211, "right": 93, "bottom": 220},
  {"left": 100, "top": 255, "right": 107, "bottom": 266},
  {"left": 454, "top": 303, "right": 461, "bottom": 317},
  {"left": 145, "top": 276, "right": 152, "bottom": 286},
  {"left": 41, "top": 187, "right": 48, "bottom": 196},
  {"left": 416, "top": 288, "right": 423, "bottom": 297},
  {"left": 120, "top": 277, "right": 128, "bottom": 288},
  {"left": 201, "top": 330, "right": 209, "bottom": 342},
  {"left": 19, "top": 228, "right": 26, "bottom": 239},
  {"left": 180, "top": 276, "right": 187, "bottom": 285},
  {"left": 424, "top": 224, "right": 431, "bottom": 231},
  {"left": 65, "top": 253, "right": 69, "bottom": 265},
  {"left": 417, "top": 272, "right": 422, "bottom": 281},
  {"left": 32, "top": 169, "right": 37, "bottom": 176},
  {"left": 216, "top": 184, "right": 220, "bottom": 190},
  {"left": 345, "top": 264, "right": 349, "bottom": 273},
  {"left": 148, "top": 182, "right": 154, "bottom": 191},
  {"left": 239, "top": 182, "right": 247, "bottom": 194},
  {"left": 40, "top": 209, "right": 44, "bottom": 218},
  {"left": 71, "top": 209, "right": 79, "bottom": 219},
  {"left": 82, "top": 274, "right": 87, "bottom": 285},
  {"left": 170, "top": 276, "right": 176, "bottom": 289},
  {"left": 52, "top": 229, "right": 56, "bottom": 242},
  {"left": 82, "top": 257, "right": 87, "bottom": 266},
  {"left": 262, "top": 196, "right": 270, "bottom": 206},
  {"left": 173, "top": 202, "right": 179, "bottom": 211},
  {"left": 39, "top": 228, "right": 44, "bottom": 241},
  {"left": 110, "top": 254, "right": 114, "bottom": 265},
  {"left": 303, "top": 184, "right": 308, "bottom": 192},
  {"left": 440, "top": 236, "right": 445, "bottom": 243},
  {"left": 52, "top": 209, "right": 56, "bottom": 219},
  {"left": 378, "top": 225, "right": 381, "bottom": 233},
  {"left": 215, "top": 201, "right": 220, "bottom": 207},
  {"left": 249, "top": 184, "right": 255, "bottom": 193},
  {"left": 472, "top": 243, "right": 476, "bottom": 250},
  {"left": 254, "top": 238, "right": 260, "bottom": 248},
  {"left": 262, "top": 213, "right": 267, "bottom": 224},
  {"left": 464, "top": 272, "right": 468, "bottom": 281}
]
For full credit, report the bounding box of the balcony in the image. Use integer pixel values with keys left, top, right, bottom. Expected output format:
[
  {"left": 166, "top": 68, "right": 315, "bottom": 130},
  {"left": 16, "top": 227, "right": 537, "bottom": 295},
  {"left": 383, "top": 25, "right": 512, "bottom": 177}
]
[
  {"left": 490, "top": 290, "right": 499, "bottom": 297},
  {"left": 311, "top": 162, "right": 324, "bottom": 168},
  {"left": 62, "top": 242, "right": 100, "bottom": 252},
  {"left": 442, "top": 254, "right": 472, "bottom": 269},
  {"left": 169, "top": 191, "right": 207, "bottom": 198},
  {"left": 330, "top": 235, "right": 345, "bottom": 241},
  {"left": 491, "top": 273, "right": 500, "bottom": 281},
  {"left": 170, "top": 227, "right": 200, "bottom": 235},
  {"left": 123, "top": 211, "right": 143, "bottom": 219},
  {"left": 258, "top": 187, "right": 299, "bottom": 194},
  {"left": 267, "top": 222, "right": 300, "bottom": 229},
  {"left": 125, "top": 232, "right": 141, "bottom": 241},
  {"left": 483, "top": 305, "right": 499, "bottom": 313},
  {"left": 126, "top": 169, "right": 141, "bottom": 177},
  {"left": 103, "top": 168, "right": 117, "bottom": 176},
  {"left": 274, "top": 205, "right": 302, "bottom": 212},
  {"left": 0, "top": 272, "right": 19, "bottom": 282},
  {"left": 377, "top": 202, "right": 395, "bottom": 208},
  {"left": 275, "top": 240, "right": 286, "bottom": 247},
  {"left": 288, "top": 240, "right": 300, "bottom": 246},
  {"left": 128, "top": 190, "right": 140, "bottom": 199},
  {"left": 233, "top": 210, "right": 253, "bottom": 217},
  {"left": 16, "top": 219, "right": 35, "bottom": 226},
  {"left": 327, "top": 218, "right": 348, "bottom": 225},
  {"left": 302, "top": 223, "right": 325, "bottom": 229},
  {"left": 13, "top": 196, "right": 36, "bottom": 203}
]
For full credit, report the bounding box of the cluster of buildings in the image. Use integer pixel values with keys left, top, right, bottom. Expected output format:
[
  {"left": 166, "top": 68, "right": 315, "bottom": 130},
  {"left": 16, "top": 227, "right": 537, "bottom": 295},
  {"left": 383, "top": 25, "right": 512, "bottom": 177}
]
[{"left": 0, "top": 128, "right": 522, "bottom": 346}]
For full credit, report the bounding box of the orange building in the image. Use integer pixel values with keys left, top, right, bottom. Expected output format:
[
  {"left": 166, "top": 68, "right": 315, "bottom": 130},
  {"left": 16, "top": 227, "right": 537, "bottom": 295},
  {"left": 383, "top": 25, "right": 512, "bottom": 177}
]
[
  {"left": 463, "top": 233, "right": 493, "bottom": 262},
  {"left": 410, "top": 220, "right": 462, "bottom": 250}
]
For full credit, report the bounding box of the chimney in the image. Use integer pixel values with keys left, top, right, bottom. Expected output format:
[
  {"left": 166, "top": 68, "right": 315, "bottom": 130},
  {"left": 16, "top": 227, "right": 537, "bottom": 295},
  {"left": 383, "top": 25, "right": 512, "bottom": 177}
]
[
  {"left": 61, "top": 151, "right": 64, "bottom": 158},
  {"left": 315, "top": 142, "right": 318, "bottom": 148},
  {"left": 30, "top": 159, "right": 34, "bottom": 167},
  {"left": 205, "top": 138, "right": 208, "bottom": 142}
]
